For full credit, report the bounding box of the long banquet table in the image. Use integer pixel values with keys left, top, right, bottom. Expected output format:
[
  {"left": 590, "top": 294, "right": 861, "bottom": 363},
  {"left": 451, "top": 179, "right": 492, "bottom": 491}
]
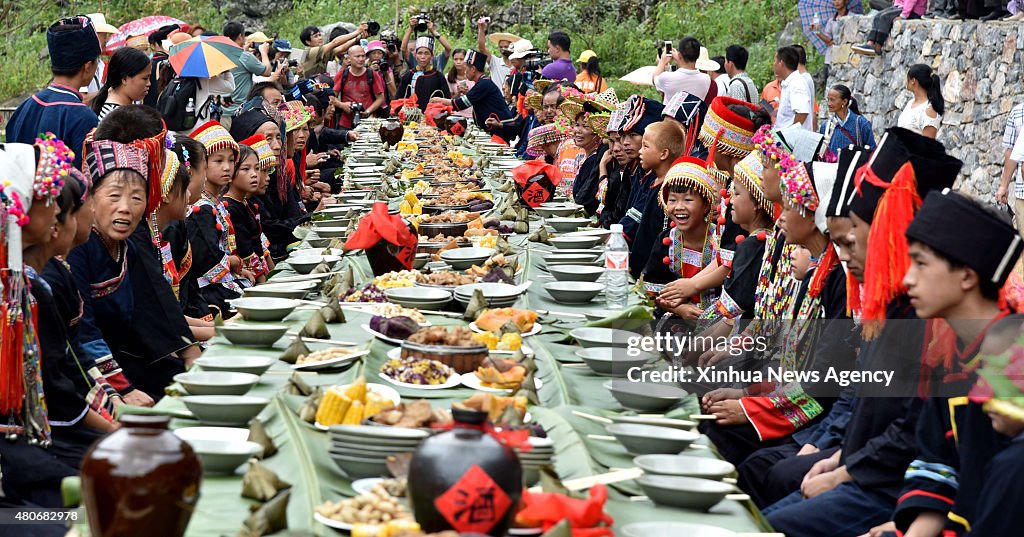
[{"left": 141, "top": 234, "right": 773, "bottom": 536}]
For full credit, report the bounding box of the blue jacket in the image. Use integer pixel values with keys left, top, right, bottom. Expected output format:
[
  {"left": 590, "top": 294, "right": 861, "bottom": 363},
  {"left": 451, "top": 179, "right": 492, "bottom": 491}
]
[
  {"left": 820, "top": 110, "right": 876, "bottom": 155},
  {"left": 5, "top": 84, "right": 99, "bottom": 169}
]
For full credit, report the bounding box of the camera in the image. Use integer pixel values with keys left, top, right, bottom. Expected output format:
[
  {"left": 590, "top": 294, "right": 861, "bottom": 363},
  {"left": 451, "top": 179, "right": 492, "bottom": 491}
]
[
  {"left": 524, "top": 52, "right": 552, "bottom": 72},
  {"left": 365, "top": 19, "right": 380, "bottom": 37},
  {"left": 374, "top": 58, "right": 390, "bottom": 72},
  {"left": 350, "top": 101, "right": 366, "bottom": 126},
  {"left": 415, "top": 10, "right": 430, "bottom": 33}
]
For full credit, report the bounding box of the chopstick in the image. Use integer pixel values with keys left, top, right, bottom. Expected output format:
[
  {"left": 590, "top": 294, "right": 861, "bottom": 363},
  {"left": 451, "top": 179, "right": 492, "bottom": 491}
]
[
  {"left": 336, "top": 303, "right": 463, "bottom": 318},
  {"left": 690, "top": 414, "right": 718, "bottom": 421},
  {"left": 586, "top": 434, "right": 616, "bottom": 442},
  {"left": 572, "top": 410, "right": 613, "bottom": 424},
  {"left": 284, "top": 332, "right": 359, "bottom": 346},
  {"left": 526, "top": 467, "right": 643, "bottom": 493},
  {"left": 535, "top": 309, "right": 587, "bottom": 319}
]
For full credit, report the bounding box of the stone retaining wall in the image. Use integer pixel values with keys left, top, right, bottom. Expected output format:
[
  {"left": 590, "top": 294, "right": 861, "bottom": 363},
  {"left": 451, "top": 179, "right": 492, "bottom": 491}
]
[{"left": 828, "top": 15, "right": 1023, "bottom": 200}]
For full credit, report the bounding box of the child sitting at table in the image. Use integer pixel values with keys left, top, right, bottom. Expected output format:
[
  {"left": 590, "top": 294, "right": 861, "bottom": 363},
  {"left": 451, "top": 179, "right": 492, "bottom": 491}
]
[
  {"left": 222, "top": 141, "right": 270, "bottom": 285},
  {"left": 188, "top": 121, "right": 249, "bottom": 316},
  {"left": 643, "top": 156, "right": 720, "bottom": 320}
]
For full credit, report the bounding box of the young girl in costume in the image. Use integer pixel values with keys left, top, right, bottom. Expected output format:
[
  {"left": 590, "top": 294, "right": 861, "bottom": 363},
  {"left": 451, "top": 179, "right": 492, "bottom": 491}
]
[{"left": 222, "top": 143, "right": 271, "bottom": 284}]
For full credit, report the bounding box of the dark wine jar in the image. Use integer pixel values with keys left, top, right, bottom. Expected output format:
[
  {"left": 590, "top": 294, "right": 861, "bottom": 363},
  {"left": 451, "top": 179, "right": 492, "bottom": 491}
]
[
  {"left": 80, "top": 415, "right": 202, "bottom": 537},
  {"left": 407, "top": 408, "right": 523, "bottom": 535}
]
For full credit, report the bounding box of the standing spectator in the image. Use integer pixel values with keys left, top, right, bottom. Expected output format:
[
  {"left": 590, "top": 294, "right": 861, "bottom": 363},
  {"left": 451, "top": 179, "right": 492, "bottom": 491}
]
[
  {"left": 709, "top": 54, "right": 729, "bottom": 97},
  {"left": 431, "top": 50, "right": 519, "bottom": 143},
  {"left": 981, "top": 0, "right": 1012, "bottom": 19},
  {"left": 446, "top": 49, "right": 475, "bottom": 118},
  {"left": 575, "top": 50, "right": 607, "bottom": 94},
  {"left": 724, "top": 45, "right": 759, "bottom": 104},
  {"left": 506, "top": 39, "right": 537, "bottom": 102},
  {"left": 762, "top": 75, "right": 782, "bottom": 114},
  {"left": 792, "top": 44, "right": 817, "bottom": 126},
  {"left": 896, "top": 64, "right": 943, "bottom": 139},
  {"left": 654, "top": 37, "right": 715, "bottom": 105},
  {"left": 142, "top": 24, "right": 179, "bottom": 107},
  {"left": 851, "top": 0, "right": 926, "bottom": 57},
  {"left": 81, "top": 13, "right": 118, "bottom": 95},
  {"left": 223, "top": 21, "right": 273, "bottom": 120},
  {"left": 300, "top": 24, "right": 366, "bottom": 78},
  {"left": 773, "top": 46, "right": 813, "bottom": 131},
  {"left": 401, "top": 16, "right": 453, "bottom": 72},
  {"left": 6, "top": 16, "right": 100, "bottom": 168},
  {"left": 809, "top": 0, "right": 849, "bottom": 64},
  {"left": 541, "top": 31, "right": 576, "bottom": 84},
  {"left": 89, "top": 47, "right": 152, "bottom": 121},
  {"left": 820, "top": 84, "right": 876, "bottom": 154},
  {"left": 367, "top": 40, "right": 399, "bottom": 105},
  {"left": 996, "top": 103, "right": 1024, "bottom": 233},
  {"left": 476, "top": 19, "right": 518, "bottom": 99},
  {"left": 396, "top": 37, "right": 451, "bottom": 112},
  {"left": 332, "top": 45, "right": 386, "bottom": 128}
]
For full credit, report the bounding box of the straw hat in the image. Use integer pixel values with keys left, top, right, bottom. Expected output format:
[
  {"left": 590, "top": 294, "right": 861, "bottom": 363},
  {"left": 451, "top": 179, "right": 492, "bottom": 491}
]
[
  {"left": 525, "top": 90, "right": 543, "bottom": 113},
  {"left": 587, "top": 112, "right": 611, "bottom": 139},
  {"left": 87, "top": 13, "right": 118, "bottom": 35},
  {"left": 533, "top": 79, "right": 556, "bottom": 94},
  {"left": 508, "top": 39, "right": 535, "bottom": 60},
  {"left": 696, "top": 47, "right": 720, "bottom": 72},
  {"left": 588, "top": 88, "right": 619, "bottom": 113},
  {"left": 558, "top": 98, "right": 584, "bottom": 122},
  {"left": 487, "top": 32, "right": 521, "bottom": 46},
  {"left": 247, "top": 31, "right": 273, "bottom": 44}
]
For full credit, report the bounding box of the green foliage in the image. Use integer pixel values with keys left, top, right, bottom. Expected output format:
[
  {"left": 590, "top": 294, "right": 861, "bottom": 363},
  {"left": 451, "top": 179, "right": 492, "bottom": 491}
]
[{"left": 1, "top": 0, "right": 811, "bottom": 100}]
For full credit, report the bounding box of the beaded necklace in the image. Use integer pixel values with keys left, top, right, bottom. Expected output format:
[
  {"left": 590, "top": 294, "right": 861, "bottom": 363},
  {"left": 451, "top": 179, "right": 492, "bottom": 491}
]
[{"left": 665, "top": 225, "right": 719, "bottom": 309}]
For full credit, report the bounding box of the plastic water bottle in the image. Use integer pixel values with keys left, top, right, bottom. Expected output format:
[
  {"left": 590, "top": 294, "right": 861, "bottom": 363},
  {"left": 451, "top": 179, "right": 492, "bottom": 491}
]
[{"left": 605, "top": 224, "right": 629, "bottom": 309}]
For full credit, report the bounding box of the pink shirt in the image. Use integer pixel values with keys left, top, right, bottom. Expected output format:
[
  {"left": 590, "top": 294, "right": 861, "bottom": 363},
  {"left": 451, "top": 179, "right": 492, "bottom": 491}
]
[{"left": 896, "top": 0, "right": 928, "bottom": 17}]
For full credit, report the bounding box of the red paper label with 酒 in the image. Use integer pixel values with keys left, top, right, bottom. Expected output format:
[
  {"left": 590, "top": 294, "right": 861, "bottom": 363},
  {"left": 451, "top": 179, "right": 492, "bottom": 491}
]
[{"left": 434, "top": 465, "right": 513, "bottom": 534}]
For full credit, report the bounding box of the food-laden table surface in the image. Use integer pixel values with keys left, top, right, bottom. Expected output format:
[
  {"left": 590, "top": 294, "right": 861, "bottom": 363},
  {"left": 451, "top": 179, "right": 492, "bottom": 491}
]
[{"left": 140, "top": 127, "right": 772, "bottom": 537}]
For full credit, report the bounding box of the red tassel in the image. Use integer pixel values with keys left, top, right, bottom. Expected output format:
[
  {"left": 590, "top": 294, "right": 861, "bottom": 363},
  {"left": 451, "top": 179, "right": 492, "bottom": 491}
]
[
  {"left": 663, "top": 256, "right": 671, "bottom": 265},
  {"left": 808, "top": 245, "right": 839, "bottom": 299},
  {"left": 735, "top": 234, "right": 746, "bottom": 243},
  {"left": 860, "top": 162, "right": 921, "bottom": 339},
  {"left": 662, "top": 237, "right": 671, "bottom": 246}
]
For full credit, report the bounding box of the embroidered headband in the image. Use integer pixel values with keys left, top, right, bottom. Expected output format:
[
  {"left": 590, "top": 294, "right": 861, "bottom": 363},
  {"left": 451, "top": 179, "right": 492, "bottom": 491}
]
[{"left": 86, "top": 139, "right": 150, "bottom": 186}]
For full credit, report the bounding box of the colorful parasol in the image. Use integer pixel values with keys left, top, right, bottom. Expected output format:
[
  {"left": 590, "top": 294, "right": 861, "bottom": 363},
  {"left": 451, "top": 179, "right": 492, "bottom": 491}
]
[
  {"left": 104, "top": 15, "right": 185, "bottom": 54},
  {"left": 169, "top": 36, "right": 243, "bottom": 78},
  {"left": 797, "top": 0, "right": 864, "bottom": 55}
]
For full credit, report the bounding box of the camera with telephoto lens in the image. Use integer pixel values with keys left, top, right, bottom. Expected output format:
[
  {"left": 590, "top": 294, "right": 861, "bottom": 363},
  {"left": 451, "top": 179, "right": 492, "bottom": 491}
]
[
  {"left": 366, "top": 20, "right": 380, "bottom": 37},
  {"left": 415, "top": 10, "right": 430, "bottom": 33},
  {"left": 350, "top": 101, "right": 366, "bottom": 126},
  {"left": 524, "top": 51, "right": 552, "bottom": 73},
  {"left": 374, "top": 58, "right": 390, "bottom": 72}
]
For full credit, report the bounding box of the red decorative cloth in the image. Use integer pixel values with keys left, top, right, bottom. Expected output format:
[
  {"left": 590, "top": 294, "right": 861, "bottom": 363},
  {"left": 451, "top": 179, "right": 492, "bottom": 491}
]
[
  {"left": 515, "top": 484, "right": 614, "bottom": 536},
  {"left": 512, "top": 160, "right": 562, "bottom": 208},
  {"left": 343, "top": 202, "right": 417, "bottom": 269}
]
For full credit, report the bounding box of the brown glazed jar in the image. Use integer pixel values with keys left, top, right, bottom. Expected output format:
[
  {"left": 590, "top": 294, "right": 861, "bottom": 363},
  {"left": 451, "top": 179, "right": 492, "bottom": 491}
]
[
  {"left": 80, "top": 415, "right": 202, "bottom": 537},
  {"left": 379, "top": 116, "right": 405, "bottom": 146},
  {"left": 407, "top": 408, "right": 522, "bottom": 536}
]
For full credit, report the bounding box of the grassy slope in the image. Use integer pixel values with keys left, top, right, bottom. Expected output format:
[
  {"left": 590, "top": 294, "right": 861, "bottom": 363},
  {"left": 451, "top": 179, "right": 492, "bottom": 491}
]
[{"left": 1, "top": 0, "right": 806, "bottom": 102}]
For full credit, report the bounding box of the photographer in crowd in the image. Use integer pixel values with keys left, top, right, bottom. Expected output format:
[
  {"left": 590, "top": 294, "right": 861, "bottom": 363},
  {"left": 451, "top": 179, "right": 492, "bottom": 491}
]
[
  {"left": 397, "top": 35, "right": 451, "bottom": 112},
  {"left": 300, "top": 23, "right": 367, "bottom": 78},
  {"left": 475, "top": 18, "right": 518, "bottom": 99},
  {"left": 541, "top": 31, "right": 575, "bottom": 84},
  {"left": 430, "top": 49, "right": 518, "bottom": 143},
  {"left": 222, "top": 22, "right": 274, "bottom": 120},
  {"left": 267, "top": 39, "right": 299, "bottom": 87},
  {"left": 367, "top": 40, "right": 399, "bottom": 106},
  {"left": 331, "top": 44, "right": 386, "bottom": 128},
  {"left": 401, "top": 11, "right": 453, "bottom": 73}
]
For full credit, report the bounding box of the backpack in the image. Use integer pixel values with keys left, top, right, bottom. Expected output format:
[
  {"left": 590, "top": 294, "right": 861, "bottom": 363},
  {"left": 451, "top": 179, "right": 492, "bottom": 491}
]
[
  {"left": 338, "top": 68, "right": 382, "bottom": 116},
  {"left": 158, "top": 76, "right": 202, "bottom": 131}
]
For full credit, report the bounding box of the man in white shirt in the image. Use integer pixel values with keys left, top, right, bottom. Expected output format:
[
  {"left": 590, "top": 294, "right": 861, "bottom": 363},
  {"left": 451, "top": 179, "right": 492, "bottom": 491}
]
[
  {"left": 793, "top": 44, "right": 817, "bottom": 130},
  {"left": 774, "top": 46, "right": 813, "bottom": 131},
  {"left": 653, "top": 36, "right": 714, "bottom": 104},
  {"left": 998, "top": 103, "right": 1024, "bottom": 235},
  {"left": 475, "top": 18, "right": 517, "bottom": 99}
]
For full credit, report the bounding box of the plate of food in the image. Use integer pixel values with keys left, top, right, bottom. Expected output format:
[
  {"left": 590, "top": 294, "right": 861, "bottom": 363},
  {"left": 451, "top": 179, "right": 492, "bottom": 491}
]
[
  {"left": 361, "top": 315, "right": 421, "bottom": 345},
  {"left": 460, "top": 357, "right": 543, "bottom": 393},
  {"left": 378, "top": 357, "right": 461, "bottom": 390},
  {"left": 470, "top": 319, "right": 541, "bottom": 336},
  {"left": 351, "top": 477, "right": 407, "bottom": 497},
  {"left": 291, "top": 348, "right": 370, "bottom": 371},
  {"left": 359, "top": 303, "right": 429, "bottom": 326},
  {"left": 314, "top": 486, "right": 414, "bottom": 531}
]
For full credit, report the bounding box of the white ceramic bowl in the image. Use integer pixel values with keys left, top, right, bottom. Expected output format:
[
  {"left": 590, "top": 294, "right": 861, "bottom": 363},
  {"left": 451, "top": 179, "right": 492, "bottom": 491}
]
[
  {"left": 439, "top": 247, "right": 495, "bottom": 270},
  {"left": 635, "top": 475, "right": 733, "bottom": 510},
  {"left": 288, "top": 255, "right": 342, "bottom": 274},
  {"left": 181, "top": 395, "right": 270, "bottom": 426},
  {"left": 229, "top": 297, "right": 300, "bottom": 322},
  {"left": 216, "top": 324, "right": 289, "bottom": 347},
  {"left": 544, "top": 281, "right": 604, "bottom": 304},
  {"left": 194, "top": 356, "right": 276, "bottom": 376},
  {"left": 549, "top": 235, "right": 603, "bottom": 250},
  {"left": 569, "top": 327, "right": 637, "bottom": 348},
  {"left": 604, "top": 380, "right": 689, "bottom": 412},
  {"left": 385, "top": 286, "right": 453, "bottom": 309},
  {"left": 605, "top": 423, "right": 700, "bottom": 455},
  {"left": 545, "top": 217, "right": 591, "bottom": 233},
  {"left": 547, "top": 264, "right": 605, "bottom": 283},
  {"left": 173, "top": 372, "right": 260, "bottom": 396}
]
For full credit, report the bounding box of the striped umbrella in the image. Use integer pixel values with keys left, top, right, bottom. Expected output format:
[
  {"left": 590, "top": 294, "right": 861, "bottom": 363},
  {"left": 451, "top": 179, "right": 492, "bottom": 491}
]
[
  {"left": 169, "top": 36, "right": 243, "bottom": 78},
  {"left": 798, "top": 0, "right": 864, "bottom": 55},
  {"left": 104, "top": 15, "right": 185, "bottom": 54}
]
